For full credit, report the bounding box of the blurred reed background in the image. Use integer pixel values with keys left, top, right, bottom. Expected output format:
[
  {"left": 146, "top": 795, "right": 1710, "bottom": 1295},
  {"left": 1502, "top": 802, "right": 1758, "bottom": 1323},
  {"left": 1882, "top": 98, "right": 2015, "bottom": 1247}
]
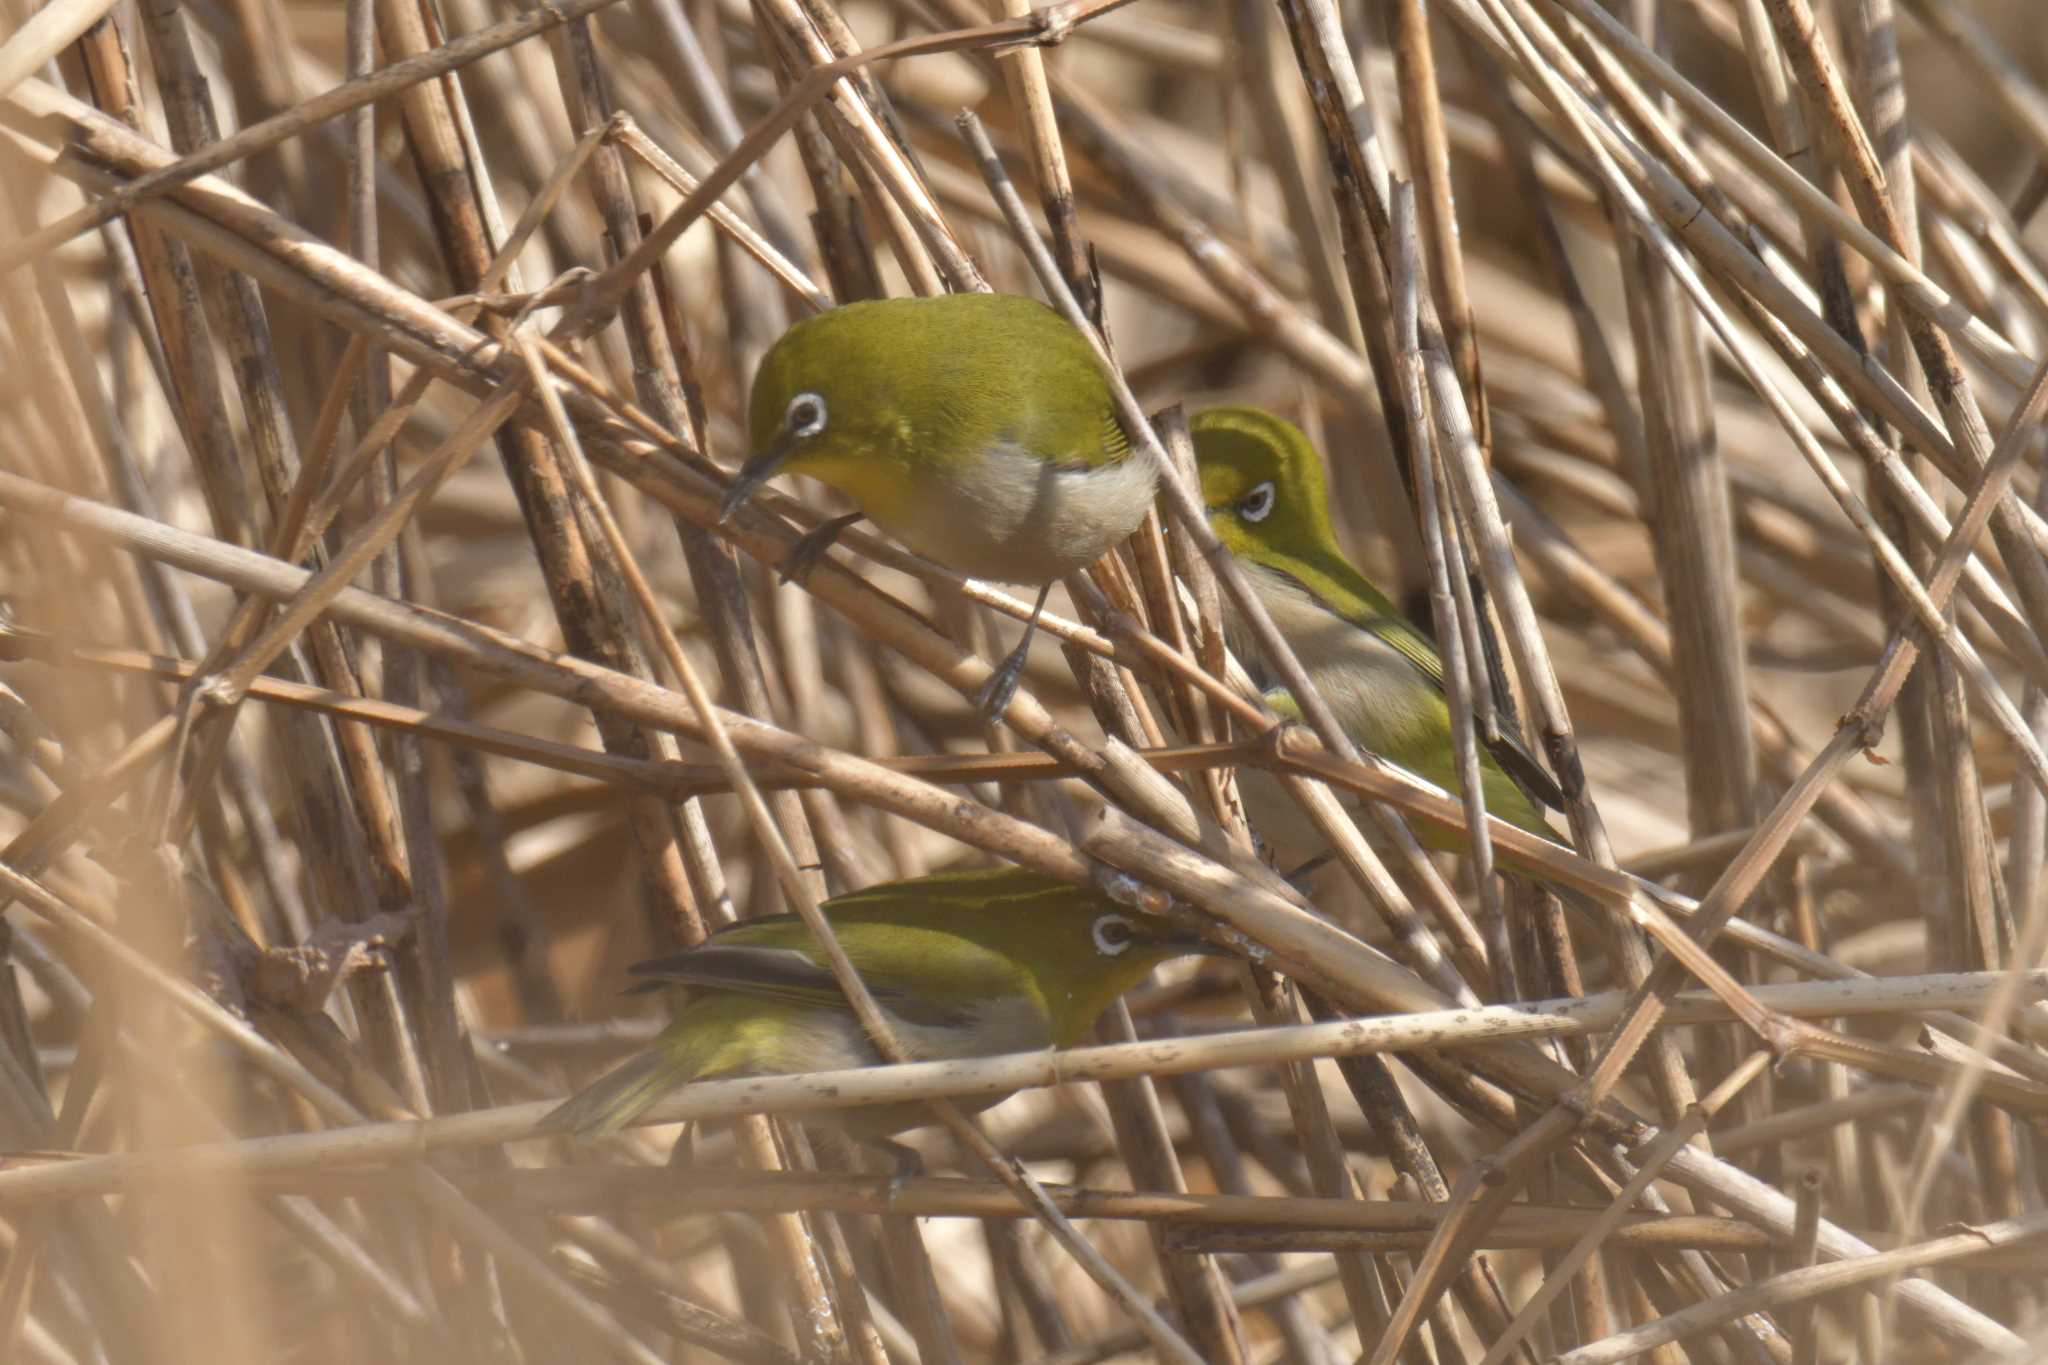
[{"left": 0, "top": 0, "right": 2046, "bottom": 1359}]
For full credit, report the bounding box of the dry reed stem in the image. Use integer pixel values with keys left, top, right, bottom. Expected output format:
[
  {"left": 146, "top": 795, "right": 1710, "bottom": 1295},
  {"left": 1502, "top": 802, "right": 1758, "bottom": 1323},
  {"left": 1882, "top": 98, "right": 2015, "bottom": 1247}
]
[{"left": 0, "top": 967, "right": 2029, "bottom": 1203}]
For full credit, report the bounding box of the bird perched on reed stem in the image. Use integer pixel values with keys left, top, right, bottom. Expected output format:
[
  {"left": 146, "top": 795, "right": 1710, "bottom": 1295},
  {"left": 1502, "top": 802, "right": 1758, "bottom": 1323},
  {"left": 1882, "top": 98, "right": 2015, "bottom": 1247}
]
[
  {"left": 543, "top": 867, "right": 1222, "bottom": 1156},
  {"left": 1191, "top": 405, "right": 1566, "bottom": 859},
  {"left": 720, "top": 292, "right": 1157, "bottom": 718}
]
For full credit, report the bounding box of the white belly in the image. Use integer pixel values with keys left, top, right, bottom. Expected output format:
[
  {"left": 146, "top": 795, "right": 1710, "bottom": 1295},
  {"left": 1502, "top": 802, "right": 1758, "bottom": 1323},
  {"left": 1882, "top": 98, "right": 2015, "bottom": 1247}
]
[
  {"left": 1235, "top": 766, "right": 1356, "bottom": 864},
  {"left": 775, "top": 995, "right": 1054, "bottom": 1070},
  {"left": 873, "top": 444, "right": 1158, "bottom": 585},
  {"left": 1222, "top": 565, "right": 1449, "bottom": 860},
  {"left": 778, "top": 995, "right": 1054, "bottom": 1137},
  {"left": 1224, "top": 565, "right": 1441, "bottom": 752}
]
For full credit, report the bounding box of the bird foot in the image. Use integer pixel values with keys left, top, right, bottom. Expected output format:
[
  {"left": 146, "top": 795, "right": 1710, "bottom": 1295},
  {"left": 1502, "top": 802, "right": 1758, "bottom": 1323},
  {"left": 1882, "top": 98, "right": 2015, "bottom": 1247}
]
[
  {"left": 972, "top": 642, "right": 1030, "bottom": 721},
  {"left": 777, "top": 512, "right": 865, "bottom": 585},
  {"left": 1281, "top": 852, "right": 1335, "bottom": 897},
  {"left": 663, "top": 1123, "right": 699, "bottom": 1170},
  {"left": 865, "top": 1138, "right": 926, "bottom": 1209},
  {"left": 972, "top": 583, "right": 1051, "bottom": 723}
]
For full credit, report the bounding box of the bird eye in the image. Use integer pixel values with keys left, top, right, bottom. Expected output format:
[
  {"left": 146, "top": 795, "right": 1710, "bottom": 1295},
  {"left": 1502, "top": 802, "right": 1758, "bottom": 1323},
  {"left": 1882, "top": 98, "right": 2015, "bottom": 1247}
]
[
  {"left": 786, "top": 391, "right": 828, "bottom": 439},
  {"left": 1092, "top": 914, "right": 1136, "bottom": 956},
  {"left": 1237, "top": 481, "right": 1276, "bottom": 523}
]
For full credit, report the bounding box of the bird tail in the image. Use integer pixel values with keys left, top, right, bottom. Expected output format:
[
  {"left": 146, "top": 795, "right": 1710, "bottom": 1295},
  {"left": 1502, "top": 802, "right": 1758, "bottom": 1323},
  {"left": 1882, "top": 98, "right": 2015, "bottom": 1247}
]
[{"left": 542, "top": 1047, "right": 695, "bottom": 1140}]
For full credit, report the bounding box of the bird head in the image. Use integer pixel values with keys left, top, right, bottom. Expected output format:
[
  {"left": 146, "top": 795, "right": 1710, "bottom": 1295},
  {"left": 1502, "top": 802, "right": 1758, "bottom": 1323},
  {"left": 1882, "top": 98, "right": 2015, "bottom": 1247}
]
[
  {"left": 722, "top": 294, "right": 1095, "bottom": 526},
  {"left": 724, "top": 298, "right": 919, "bottom": 524},
  {"left": 1189, "top": 406, "right": 1350, "bottom": 576},
  {"left": 881, "top": 868, "right": 1229, "bottom": 1046},
  {"left": 1008, "top": 893, "right": 1228, "bottom": 1045}
]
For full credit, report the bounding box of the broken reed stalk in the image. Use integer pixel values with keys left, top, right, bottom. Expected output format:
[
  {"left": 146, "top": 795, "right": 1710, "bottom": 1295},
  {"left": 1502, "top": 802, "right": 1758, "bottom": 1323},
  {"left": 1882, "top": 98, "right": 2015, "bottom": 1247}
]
[{"left": 2, "top": 0, "right": 2047, "bottom": 1360}]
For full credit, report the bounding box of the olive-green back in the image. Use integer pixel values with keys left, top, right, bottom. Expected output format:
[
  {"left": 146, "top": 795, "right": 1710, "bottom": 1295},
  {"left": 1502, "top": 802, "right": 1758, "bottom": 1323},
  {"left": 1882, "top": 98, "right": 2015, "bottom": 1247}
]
[
  {"left": 634, "top": 867, "right": 1195, "bottom": 1046},
  {"left": 748, "top": 295, "right": 1130, "bottom": 489}
]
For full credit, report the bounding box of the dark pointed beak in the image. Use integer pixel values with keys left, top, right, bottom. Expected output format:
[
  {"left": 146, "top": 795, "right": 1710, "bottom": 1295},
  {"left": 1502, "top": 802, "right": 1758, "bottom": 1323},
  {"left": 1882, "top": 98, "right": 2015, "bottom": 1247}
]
[
  {"left": 1171, "top": 931, "right": 1237, "bottom": 960},
  {"left": 719, "top": 434, "right": 795, "bottom": 524}
]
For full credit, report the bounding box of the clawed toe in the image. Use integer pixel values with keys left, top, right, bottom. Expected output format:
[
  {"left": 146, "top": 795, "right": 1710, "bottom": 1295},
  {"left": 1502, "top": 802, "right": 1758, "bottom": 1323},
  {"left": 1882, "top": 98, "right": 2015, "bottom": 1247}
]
[
  {"left": 778, "top": 512, "right": 864, "bottom": 585},
  {"left": 973, "top": 649, "right": 1027, "bottom": 720},
  {"left": 866, "top": 1138, "right": 925, "bottom": 1207},
  {"left": 974, "top": 583, "right": 1053, "bottom": 722}
]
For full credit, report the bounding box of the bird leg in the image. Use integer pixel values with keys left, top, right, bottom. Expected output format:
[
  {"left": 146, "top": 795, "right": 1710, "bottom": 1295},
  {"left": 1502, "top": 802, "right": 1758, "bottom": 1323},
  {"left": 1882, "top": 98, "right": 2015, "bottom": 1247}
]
[
  {"left": 973, "top": 582, "right": 1054, "bottom": 721},
  {"left": 861, "top": 1137, "right": 926, "bottom": 1207},
  {"left": 777, "top": 511, "right": 866, "bottom": 584},
  {"left": 663, "top": 1122, "right": 699, "bottom": 1170},
  {"left": 1281, "top": 852, "right": 1336, "bottom": 895}
]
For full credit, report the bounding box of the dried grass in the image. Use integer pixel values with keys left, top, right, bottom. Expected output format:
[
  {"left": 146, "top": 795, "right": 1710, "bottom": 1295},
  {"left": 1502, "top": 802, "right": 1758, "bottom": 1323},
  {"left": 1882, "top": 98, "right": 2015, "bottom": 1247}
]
[{"left": 1, "top": 0, "right": 2046, "bottom": 1360}]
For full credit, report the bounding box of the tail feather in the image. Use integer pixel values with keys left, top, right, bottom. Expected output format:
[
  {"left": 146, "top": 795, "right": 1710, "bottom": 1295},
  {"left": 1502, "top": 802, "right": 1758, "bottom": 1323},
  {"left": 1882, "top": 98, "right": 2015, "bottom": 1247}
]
[{"left": 542, "top": 1047, "right": 694, "bottom": 1140}]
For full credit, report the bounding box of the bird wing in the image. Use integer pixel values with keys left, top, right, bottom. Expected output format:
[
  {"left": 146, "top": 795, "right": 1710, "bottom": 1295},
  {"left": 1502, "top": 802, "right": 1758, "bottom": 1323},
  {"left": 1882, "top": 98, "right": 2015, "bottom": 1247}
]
[
  {"left": 1480, "top": 720, "right": 1566, "bottom": 813},
  {"left": 1298, "top": 560, "right": 1569, "bottom": 816},
  {"left": 625, "top": 917, "right": 1026, "bottom": 1029},
  {"left": 1001, "top": 300, "right": 1131, "bottom": 469},
  {"left": 1350, "top": 611, "right": 1567, "bottom": 814}
]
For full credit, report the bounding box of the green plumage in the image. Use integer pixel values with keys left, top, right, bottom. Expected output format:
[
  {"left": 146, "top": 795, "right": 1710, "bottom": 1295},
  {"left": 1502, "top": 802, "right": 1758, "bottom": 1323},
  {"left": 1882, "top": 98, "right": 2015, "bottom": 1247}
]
[
  {"left": 543, "top": 868, "right": 1214, "bottom": 1140},
  {"left": 749, "top": 294, "right": 1129, "bottom": 481},
  {"left": 739, "top": 293, "right": 1154, "bottom": 587},
  {"left": 1191, "top": 406, "right": 1565, "bottom": 851}
]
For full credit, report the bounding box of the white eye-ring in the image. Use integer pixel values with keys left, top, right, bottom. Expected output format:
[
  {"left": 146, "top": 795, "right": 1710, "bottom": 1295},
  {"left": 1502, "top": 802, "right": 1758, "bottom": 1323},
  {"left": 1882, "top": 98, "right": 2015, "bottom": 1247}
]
[
  {"left": 1092, "top": 913, "right": 1136, "bottom": 956},
  {"left": 786, "top": 391, "right": 828, "bottom": 439},
  {"left": 1237, "top": 481, "right": 1276, "bottom": 523}
]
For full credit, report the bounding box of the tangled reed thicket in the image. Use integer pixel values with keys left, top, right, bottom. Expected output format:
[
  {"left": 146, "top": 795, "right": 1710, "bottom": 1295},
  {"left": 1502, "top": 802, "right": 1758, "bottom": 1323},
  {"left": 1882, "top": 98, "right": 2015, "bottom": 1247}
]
[{"left": 1, "top": 0, "right": 2046, "bottom": 1359}]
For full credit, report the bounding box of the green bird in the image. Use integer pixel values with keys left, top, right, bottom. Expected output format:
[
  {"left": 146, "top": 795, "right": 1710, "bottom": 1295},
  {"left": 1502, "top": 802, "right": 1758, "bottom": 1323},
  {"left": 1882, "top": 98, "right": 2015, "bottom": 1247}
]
[
  {"left": 1191, "top": 405, "right": 1566, "bottom": 858},
  {"left": 720, "top": 292, "right": 1157, "bottom": 717},
  {"left": 544, "top": 867, "right": 1220, "bottom": 1146}
]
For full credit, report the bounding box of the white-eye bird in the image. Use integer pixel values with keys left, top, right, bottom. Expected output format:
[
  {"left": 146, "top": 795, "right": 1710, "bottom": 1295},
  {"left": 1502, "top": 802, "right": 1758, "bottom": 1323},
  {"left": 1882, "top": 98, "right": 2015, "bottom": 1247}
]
[
  {"left": 720, "top": 293, "right": 1158, "bottom": 717},
  {"left": 1191, "top": 405, "right": 1566, "bottom": 858},
  {"left": 543, "top": 867, "right": 1221, "bottom": 1149}
]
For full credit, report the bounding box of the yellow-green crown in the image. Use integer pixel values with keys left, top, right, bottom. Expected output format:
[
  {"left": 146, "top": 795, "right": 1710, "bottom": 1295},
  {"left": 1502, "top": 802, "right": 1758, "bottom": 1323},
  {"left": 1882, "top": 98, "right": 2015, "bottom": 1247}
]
[
  {"left": 746, "top": 294, "right": 1123, "bottom": 495},
  {"left": 1191, "top": 406, "right": 1343, "bottom": 567}
]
